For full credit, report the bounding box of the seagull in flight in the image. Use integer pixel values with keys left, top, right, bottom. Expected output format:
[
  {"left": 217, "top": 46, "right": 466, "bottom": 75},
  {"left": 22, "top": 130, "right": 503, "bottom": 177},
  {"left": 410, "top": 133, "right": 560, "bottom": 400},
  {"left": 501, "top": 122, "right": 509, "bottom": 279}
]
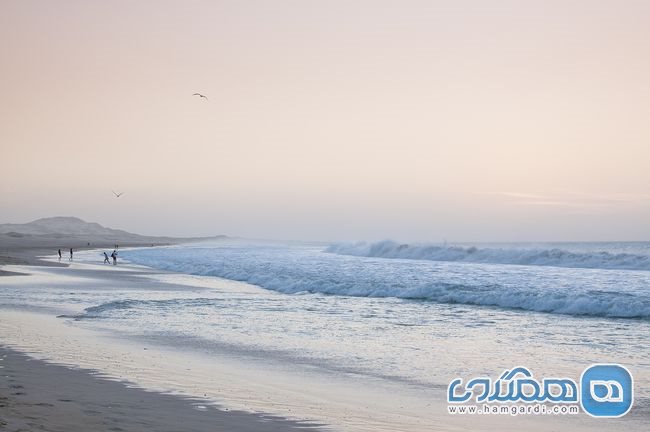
[
  {"left": 193, "top": 93, "right": 208, "bottom": 101},
  {"left": 112, "top": 191, "right": 125, "bottom": 198}
]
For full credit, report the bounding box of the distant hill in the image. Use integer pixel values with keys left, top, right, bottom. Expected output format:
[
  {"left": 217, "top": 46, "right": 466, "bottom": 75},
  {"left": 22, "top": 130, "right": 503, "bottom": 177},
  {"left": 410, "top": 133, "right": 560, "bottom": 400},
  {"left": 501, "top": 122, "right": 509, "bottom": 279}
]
[
  {"left": 1, "top": 217, "right": 142, "bottom": 237},
  {"left": 0, "top": 216, "right": 223, "bottom": 248}
]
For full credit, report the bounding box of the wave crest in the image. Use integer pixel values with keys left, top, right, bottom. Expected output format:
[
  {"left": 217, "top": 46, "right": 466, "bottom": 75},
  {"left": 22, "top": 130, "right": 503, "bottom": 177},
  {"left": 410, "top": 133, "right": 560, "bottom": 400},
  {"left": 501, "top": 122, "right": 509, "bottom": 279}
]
[
  {"left": 326, "top": 241, "right": 650, "bottom": 270},
  {"left": 122, "top": 245, "right": 650, "bottom": 319}
]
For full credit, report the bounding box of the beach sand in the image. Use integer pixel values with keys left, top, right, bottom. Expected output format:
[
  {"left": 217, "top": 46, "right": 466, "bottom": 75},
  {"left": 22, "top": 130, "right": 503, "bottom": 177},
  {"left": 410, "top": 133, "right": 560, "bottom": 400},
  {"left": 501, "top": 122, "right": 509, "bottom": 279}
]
[{"left": 0, "top": 347, "right": 322, "bottom": 432}]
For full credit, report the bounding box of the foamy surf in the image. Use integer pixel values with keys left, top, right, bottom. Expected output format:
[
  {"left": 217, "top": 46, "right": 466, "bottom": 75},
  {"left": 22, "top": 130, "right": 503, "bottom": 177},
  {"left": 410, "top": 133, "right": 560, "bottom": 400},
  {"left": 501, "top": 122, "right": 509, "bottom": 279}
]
[
  {"left": 121, "top": 241, "right": 650, "bottom": 319},
  {"left": 326, "top": 240, "right": 650, "bottom": 271}
]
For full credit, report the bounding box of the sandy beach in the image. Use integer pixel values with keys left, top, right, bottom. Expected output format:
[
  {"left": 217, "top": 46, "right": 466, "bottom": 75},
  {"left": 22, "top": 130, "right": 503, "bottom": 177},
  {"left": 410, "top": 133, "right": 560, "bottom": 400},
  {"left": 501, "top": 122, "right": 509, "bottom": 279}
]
[
  {"left": 0, "top": 244, "right": 325, "bottom": 432},
  {"left": 0, "top": 258, "right": 428, "bottom": 432},
  {"left": 0, "top": 347, "right": 322, "bottom": 432},
  {"left": 1, "top": 221, "right": 309, "bottom": 432}
]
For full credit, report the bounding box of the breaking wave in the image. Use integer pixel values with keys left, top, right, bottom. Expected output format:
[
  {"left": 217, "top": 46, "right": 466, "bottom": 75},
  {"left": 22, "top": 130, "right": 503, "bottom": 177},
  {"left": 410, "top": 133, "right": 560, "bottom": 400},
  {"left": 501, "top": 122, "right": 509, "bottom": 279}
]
[
  {"left": 71, "top": 284, "right": 650, "bottom": 320},
  {"left": 62, "top": 298, "right": 223, "bottom": 320},
  {"left": 122, "top": 244, "right": 650, "bottom": 319},
  {"left": 326, "top": 241, "right": 650, "bottom": 271}
]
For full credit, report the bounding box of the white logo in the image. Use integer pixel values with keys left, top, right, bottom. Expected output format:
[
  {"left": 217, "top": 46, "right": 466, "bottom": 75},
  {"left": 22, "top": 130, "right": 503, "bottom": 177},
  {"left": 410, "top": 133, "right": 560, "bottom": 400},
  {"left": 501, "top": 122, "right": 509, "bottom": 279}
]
[{"left": 589, "top": 380, "right": 623, "bottom": 403}]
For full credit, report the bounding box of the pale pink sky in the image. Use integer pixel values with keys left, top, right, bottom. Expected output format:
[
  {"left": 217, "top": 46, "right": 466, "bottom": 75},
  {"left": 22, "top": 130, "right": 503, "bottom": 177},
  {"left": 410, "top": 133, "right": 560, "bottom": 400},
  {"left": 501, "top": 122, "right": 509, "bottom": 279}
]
[{"left": 1, "top": 0, "right": 650, "bottom": 241}]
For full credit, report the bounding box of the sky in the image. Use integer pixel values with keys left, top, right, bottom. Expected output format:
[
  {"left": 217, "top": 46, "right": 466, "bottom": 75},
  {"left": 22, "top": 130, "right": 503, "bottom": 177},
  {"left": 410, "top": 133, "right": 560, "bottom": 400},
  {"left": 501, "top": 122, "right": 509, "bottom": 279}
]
[{"left": 1, "top": 0, "right": 650, "bottom": 242}]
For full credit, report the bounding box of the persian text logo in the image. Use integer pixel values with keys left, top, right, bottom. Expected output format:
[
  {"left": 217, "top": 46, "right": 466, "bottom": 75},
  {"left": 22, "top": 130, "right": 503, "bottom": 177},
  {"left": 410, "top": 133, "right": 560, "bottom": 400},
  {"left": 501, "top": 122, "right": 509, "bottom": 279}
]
[
  {"left": 580, "top": 364, "right": 633, "bottom": 418},
  {"left": 448, "top": 365, "right": 634, "bottom": 417},
  {"left": 447, "top": 367, "right": 578, "bottom": 405}
]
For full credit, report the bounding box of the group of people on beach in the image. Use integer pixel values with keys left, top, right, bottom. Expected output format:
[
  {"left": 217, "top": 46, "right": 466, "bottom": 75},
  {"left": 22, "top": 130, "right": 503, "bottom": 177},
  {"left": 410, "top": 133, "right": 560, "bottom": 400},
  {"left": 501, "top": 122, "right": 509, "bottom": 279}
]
[
  {"left": 57, "top": 246, "right": 119, "bottom": 265},
  {"left": 103, "top": 250, "right": 118, "bottom": 265}
]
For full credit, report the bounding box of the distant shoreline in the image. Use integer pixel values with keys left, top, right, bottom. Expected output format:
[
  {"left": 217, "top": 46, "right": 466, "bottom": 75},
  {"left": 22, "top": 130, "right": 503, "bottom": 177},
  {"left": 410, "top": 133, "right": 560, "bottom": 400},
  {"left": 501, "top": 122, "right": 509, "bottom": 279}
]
[
  {"left": 0, "top": 243, "right": 174, "bottom": 276},
  {"left": 0, "top": 216, "right": 224, "bottom": 274}
]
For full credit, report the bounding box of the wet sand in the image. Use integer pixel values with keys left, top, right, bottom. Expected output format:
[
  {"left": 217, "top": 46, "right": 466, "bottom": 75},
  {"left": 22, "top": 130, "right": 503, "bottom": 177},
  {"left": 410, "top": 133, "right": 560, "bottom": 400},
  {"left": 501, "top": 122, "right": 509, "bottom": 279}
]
[
  {"left": 0, "top": 241, "right": 168, "bottom": 273},
  {"left": 0, "top": 347, "right": 323, "bottom": 432}
]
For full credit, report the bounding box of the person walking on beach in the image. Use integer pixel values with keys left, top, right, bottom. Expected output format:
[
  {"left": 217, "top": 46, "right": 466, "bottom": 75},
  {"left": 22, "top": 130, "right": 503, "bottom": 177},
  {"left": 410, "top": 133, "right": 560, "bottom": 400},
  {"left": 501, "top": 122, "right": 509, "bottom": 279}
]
[
  {"left": 103, "top": 252, "right": 110, "bottom": 264},
  {"left": 69, "top": 248, "right": 73, "bottom": 261},
  {"left": 111, "top": 250, "right": 117, "bottom": 265},
  {"left": 58, "top": 249, "right": 62, "bottom": 261}
]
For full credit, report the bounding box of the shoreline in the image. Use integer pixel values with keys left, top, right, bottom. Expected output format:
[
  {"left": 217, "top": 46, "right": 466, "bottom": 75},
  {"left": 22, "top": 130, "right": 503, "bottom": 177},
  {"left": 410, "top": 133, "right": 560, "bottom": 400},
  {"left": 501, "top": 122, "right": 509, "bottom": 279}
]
[
  {"left": 0, "top": 346, "right": 323, "bottom": 432},
  {"left": 0, "top": 260, "right": 443, "bottom": 432},
  {"left": 0, "top": 243, "right": 174, "bottom": 274}
]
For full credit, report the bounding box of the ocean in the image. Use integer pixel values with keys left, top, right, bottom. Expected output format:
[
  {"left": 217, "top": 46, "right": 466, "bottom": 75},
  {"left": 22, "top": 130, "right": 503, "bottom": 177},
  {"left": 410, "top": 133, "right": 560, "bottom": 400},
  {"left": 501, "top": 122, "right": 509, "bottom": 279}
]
[
  {"left": 2, "top": 239, "right": 649, "bottom": 426},
  {"left": 67, "top": 241, "right": 649, "bottom": 394}
]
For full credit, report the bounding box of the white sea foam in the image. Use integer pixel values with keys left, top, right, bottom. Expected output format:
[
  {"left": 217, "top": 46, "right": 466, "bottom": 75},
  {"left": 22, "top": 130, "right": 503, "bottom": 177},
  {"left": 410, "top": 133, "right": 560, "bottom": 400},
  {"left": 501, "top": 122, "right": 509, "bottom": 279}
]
[
  {"left": 122, "top": 242, "right": 650, "bottom": 318},
  {"left": 78, "top": 286, "right": 649, "bottom": 319},
  {"left": 326, "top": 240, "right": 650, "bottom": 270}
]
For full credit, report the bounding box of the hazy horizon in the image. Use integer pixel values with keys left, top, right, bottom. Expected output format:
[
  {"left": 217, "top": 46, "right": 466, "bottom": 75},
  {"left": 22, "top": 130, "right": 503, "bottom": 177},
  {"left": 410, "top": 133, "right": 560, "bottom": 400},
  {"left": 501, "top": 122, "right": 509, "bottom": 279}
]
[{"left": 2, "top": 1, "right": 650, "bottom": 242}]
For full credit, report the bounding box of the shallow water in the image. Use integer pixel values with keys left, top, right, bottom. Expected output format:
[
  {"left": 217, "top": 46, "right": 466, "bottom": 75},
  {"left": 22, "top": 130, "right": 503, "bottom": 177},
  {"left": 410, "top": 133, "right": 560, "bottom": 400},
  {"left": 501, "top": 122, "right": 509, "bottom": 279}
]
[
  {"left": 2, "top": 241, "right": 649, "bottom": 430},
  {"left": 5, "top": 240, "right": 648, "bottom": 398}
]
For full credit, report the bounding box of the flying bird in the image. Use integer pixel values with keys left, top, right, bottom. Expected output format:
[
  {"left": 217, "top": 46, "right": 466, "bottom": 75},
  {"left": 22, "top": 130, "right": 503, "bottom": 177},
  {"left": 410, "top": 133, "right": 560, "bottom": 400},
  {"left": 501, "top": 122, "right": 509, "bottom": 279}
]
[
  {"left": 112, "top": 191, "right": 124, "bottom": 198},
  {"left": 193, "top": 93, "right": 208, "bottom": 101}
]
